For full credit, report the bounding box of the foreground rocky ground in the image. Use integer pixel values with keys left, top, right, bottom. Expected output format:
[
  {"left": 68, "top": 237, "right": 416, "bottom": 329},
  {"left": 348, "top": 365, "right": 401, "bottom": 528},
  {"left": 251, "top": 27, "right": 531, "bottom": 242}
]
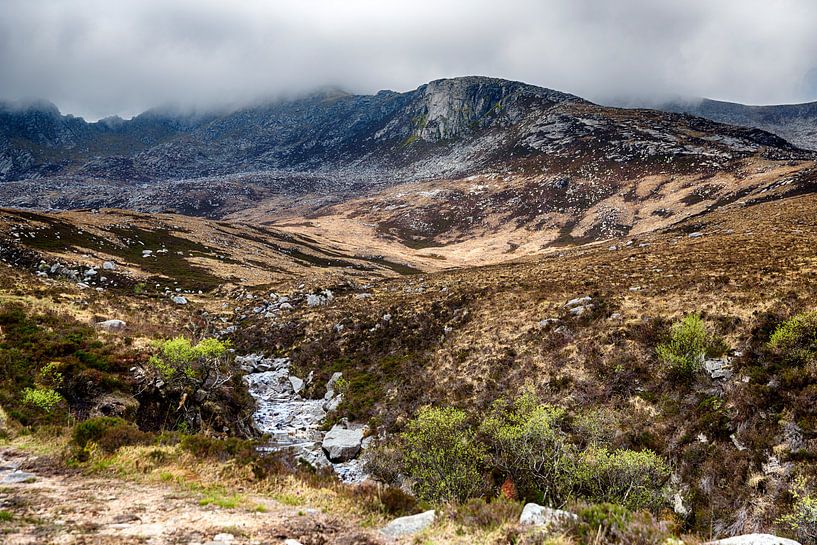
[{"left": 0, "top": 447, "right": 386, "bottom": 545}]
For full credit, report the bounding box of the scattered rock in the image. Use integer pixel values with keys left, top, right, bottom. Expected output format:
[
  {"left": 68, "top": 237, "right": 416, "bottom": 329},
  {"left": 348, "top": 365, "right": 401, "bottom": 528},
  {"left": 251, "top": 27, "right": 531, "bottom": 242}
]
[
  {"left": 380, "top": 510, "right": 436, "bottom": 538},
  {"left": 566, "top": 296, "right": 592, "bottom": 307},
  {"left": 705, "top": 534, "right": 801, "bottom": 545},
  {"left": 688, "top": 232, "right": 704, "bottom": 238},
  {"left": 172, "top": 296, "right": 188, "bottom": 305},
  {"left": 704, "top": 357, "right": 733, "bottom": 380},
  {"left": 96, "top": 319, "right": 126, "bottom": 332},
  {"left": 322, "top": 424, "right": 364, "bottom": 463},
  {"left": 518, "top": 503, "right": 577, "bottom": 527},
  {"left": 102, "top": 261, "right": 117, "bottom": 270},
  {"left": 1, "top": 470, "right": 35, "bottom": 484}
]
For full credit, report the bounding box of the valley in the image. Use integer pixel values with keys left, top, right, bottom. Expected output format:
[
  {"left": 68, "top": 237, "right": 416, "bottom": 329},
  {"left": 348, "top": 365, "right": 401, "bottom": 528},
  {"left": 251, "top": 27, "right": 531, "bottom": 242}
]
[{"left": 1, "top": 77, "right": 817, "bottom": 545}]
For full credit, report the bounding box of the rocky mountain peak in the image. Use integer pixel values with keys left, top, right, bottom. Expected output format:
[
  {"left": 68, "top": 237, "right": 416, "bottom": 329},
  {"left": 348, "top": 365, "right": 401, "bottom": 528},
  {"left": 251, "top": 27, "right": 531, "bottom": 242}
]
[{"left": 407, "top": 76, "right": 583, "bottom": 142}]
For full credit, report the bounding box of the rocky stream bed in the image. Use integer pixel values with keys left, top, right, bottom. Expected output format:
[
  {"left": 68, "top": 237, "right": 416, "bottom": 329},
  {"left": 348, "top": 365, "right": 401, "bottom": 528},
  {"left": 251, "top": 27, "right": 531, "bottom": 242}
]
[{"left": 239, "top": 354, "right": 369, "bottom": 483}]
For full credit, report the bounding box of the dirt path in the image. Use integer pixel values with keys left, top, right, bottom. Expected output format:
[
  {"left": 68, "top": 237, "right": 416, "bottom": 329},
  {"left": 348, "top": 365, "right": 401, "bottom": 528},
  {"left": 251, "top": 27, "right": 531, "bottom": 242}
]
[{"left": 0, "top": 448, "right": 384, "bottom": 545}]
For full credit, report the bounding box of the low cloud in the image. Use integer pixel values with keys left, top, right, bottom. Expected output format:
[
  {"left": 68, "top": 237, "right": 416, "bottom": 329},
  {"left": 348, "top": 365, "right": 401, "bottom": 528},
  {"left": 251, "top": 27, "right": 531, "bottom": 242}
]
[{"left": 1, "top": 0, "right": 816, "bottom": 119}]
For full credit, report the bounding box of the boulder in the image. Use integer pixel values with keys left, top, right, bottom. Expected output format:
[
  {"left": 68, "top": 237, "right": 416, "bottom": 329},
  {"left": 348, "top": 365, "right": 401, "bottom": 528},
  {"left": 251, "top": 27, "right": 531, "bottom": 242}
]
[
  {"left": 96, "top": 319, "right": 126, "bottom": 332},
  {"left": 322, "top": 424, "right": 364, "bottom": 462},
  {"left": 519, "top": 503, "right": 578, "bottom": 527},
  {"left": 1, "top": 470, "right": 35, "bottom": 484},
  {"left": 289, "top": 376, "right": 304, "bottom": 394},
  {"left": 566, "top": 296, "right": 592, "bottom": 307},
  {"left": 172, "top": 296, "right": 188, "bottom": 305},
  {"left": 103, "top": 261, "right": 117, "bottom": 270},
  {"left": 324, "top": 372, "right": 343, "bottom": 400},
  {"left": 705, "top": 535, "right": 800, "bottom": 545},
  {"left": 380, "top": 510, "right": 436, "bottom": 538}
]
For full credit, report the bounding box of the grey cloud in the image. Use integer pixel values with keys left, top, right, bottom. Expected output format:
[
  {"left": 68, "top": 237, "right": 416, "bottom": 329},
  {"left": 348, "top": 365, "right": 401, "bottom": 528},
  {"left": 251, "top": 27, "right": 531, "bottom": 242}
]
[{"left": 1, "top": 0, "right": 816, "bottom": 119}]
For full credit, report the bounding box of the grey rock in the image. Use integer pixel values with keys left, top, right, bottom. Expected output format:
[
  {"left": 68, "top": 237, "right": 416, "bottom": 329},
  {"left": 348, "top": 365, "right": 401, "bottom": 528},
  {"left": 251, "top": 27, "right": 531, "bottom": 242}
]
[
  {"left": 322, "top": 424, "right": 364, "bottom": 463},
  {"left": 96, "top": 319, "right": 126, "bottom": 332},
  {"left": 323, "top": 393, "right": 343, "bottom": 412},
  {"left": 102, "top": 261, "right": 116, "bottom": 270},
  {"left": 704, "top": 357, "right": 733, "bottom": 380},
  {"left": 324, "top": 371, "right": 343, "bottom": 400},
  {"left": 289, "top": 376, "right": 304, "bottom": 394},
  {"left": 519, "top": 503, "right": 577, "bottom": 527},
  {"left": 1, "top": 470, "right": 35, "bottom": 484},
  {"left": 172, "top": 296, "right": 188, "bottom": 305},
  {"left": 380, "top": 510, "right": 436, "bottom": 538},
  {"left": 566, "top": 296, "right": 592, "bottom": 307}
]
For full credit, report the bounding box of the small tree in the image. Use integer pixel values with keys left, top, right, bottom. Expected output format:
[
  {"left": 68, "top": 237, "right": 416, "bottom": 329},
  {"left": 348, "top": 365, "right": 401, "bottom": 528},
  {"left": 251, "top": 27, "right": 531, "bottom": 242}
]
[
  {"left": 481, "top": 392, "right": 575, "bottom": 505},
  {"left": 401, "top": 406, "right": 486, "bottom": 503},
  {"left": 143, "top": 337, "right": 233, "bottom": 430},
  {"left": 656, "top": 314, "right": 709, "bottom": 377}
]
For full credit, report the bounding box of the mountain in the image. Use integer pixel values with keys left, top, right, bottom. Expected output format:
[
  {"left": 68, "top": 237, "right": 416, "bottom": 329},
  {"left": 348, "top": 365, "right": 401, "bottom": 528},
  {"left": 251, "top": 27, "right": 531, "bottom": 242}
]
[
  {"left": 639, "top": 97, "right": 817, "bottom": 151},
  {"left": 1, "top": 77, "right": 813, "bottom": 230}
]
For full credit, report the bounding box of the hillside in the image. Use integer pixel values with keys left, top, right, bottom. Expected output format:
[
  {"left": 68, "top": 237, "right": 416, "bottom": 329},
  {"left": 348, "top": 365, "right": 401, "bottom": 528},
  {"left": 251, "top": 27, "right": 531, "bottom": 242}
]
[
  {"left": 641, "top": 97, "right": 817, "bottom": 152},
  {"left": 2, "top": 77, "right": 817, "bottom": 545},
  {"left": 1, "top": 77, "right": 813, "bottom": 225}
]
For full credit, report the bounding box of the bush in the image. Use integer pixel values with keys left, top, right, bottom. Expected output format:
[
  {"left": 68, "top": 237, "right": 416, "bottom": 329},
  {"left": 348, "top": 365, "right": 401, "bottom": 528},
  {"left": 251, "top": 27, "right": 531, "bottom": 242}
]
[
  {"left": 769, "top": 311, "right": 817, "bottom": 368},
  {"left": 656, "top": 314, "right": 709, "bottom": 377},
  {"left": 481, "top": 393, "right": 575, "bottom": 505},
  {"left": 143, "top": 337, "right": 238, "bottom": 431},
  {"left": 72, "top": 416, "right": 151, "bottom": 453},
  {"left": 21, "top": 387, "right": 64, "bottom": 413},
  {"left": 777, "top": 476, "right": 817, "bottom": 543},
  {"left": 401, "top": 406, "right": 486, "bottom": 502},
  {"left": 574, "top": 447, "right": 670, "bottom": 512},
  {"left": 571, "top": 504, "right": 675, "bottom": 545}
]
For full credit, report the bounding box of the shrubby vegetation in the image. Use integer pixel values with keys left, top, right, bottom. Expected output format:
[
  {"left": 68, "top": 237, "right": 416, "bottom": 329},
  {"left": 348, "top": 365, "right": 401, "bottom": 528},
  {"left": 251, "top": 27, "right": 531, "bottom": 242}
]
[
  {"left": 573, "top": 447, "right": 669, "bottom": 512},
  {"left": 778, "top": 477, "right": 817, "bottom": 544},
  {"left": 0, "top": 304, "right": 132, "bottom": 425},
  {"left": 481, "top": 393, "right": 573, "bottom": 505},
  {"left": 768, "top": 310, "right": 817, "bottom": 368},
  {"left": 139, "top": 336, "right": 254, "bottom": 434},
  {"left": 370, "top": 393, "right": 671, "bottom": 513},
  {"left": 401, "top": 406, "right": 486, "bottom": 502},
  {"left": 656, "top": 314, "right": 709, "bottom": 377}
]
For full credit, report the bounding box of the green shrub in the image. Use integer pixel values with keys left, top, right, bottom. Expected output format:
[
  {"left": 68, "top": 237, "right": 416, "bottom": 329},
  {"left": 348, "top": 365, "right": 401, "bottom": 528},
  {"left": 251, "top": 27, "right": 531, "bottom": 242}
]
[
  {"left": 72, "top": 416, "right": 151, "bottom": 453},
  {"left": 656, "top": 314, "right": 709, "bottom": 377},
  {"left": 777, "top": 476, "right": 817, "bottom": 543},
  {"left": 481, "top": 393, "right": 575, "bottom": 505},
  {"left": 578, "top": 502, "right": 633, "bottom": 534},
  {"left": 21, "top": 387, "right": 64, "bottom": 413},
  {"left": 574, "top": 447, "right": 670, "bottom": 512},
  {"left": 769, "top": 311, "right": 817, "bottom": 368},
  {"left": 401, "top": 406, "right": 486, "bottom": 503},
  {"left": 572, "top": 504, "right": 675, "bottom": 544}
]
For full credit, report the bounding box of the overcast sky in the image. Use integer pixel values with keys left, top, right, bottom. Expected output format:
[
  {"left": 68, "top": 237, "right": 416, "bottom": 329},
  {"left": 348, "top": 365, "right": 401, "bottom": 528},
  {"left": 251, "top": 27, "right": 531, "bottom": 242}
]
[{"left": 2, "top": 0, "right": 817, "bottom": 120}]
